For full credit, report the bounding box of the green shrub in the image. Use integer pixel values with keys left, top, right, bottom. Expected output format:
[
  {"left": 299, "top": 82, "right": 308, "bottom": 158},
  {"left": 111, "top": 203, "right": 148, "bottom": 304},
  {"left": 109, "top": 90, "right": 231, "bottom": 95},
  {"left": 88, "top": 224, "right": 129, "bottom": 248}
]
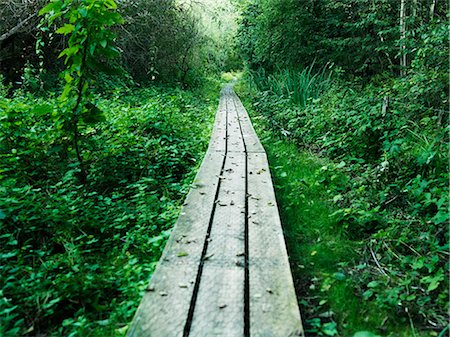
[
  {"left": 0, "top": 85, "right": 215, "bottom": 336},
  {"left": 243, "top": 37, "right": 448, "bottom": 331}
]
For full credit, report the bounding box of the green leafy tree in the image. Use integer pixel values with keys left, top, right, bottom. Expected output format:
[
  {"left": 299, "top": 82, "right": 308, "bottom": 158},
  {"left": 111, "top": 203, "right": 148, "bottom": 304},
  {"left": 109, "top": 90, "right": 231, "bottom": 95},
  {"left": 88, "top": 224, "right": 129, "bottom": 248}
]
[{"left": 39, "top": 0, "right": 123, "bottom": 182}]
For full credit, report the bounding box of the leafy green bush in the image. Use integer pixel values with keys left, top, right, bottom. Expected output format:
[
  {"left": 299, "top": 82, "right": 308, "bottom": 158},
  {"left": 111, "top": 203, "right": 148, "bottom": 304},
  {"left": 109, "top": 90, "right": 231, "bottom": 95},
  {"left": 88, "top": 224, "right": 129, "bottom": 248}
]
[
  {"left": 242, "top": 23, "right": 448, "bottom": 332},
  {"left": 0, "top": 85, "right": 215, "bottom": 336}
]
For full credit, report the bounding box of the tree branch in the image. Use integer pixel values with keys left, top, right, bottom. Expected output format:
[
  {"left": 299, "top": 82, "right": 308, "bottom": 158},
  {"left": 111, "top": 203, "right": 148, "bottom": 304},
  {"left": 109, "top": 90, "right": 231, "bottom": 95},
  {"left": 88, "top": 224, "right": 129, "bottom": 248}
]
[{"left": 0, "top": 13, "right": 37, "bottom": 43}]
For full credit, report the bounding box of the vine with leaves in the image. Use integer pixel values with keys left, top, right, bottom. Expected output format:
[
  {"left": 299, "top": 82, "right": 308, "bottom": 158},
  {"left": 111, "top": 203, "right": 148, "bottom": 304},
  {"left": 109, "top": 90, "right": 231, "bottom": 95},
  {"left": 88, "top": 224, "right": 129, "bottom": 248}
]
[{"left": 39, "top": 0, "right": 123, "bottom": 183}]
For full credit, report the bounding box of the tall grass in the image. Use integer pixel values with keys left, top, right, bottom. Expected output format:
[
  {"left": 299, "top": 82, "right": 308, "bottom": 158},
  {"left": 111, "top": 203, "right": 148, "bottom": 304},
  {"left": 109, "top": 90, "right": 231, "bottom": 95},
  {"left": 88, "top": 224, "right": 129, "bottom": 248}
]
[{"left": 249, "top": 64, "right": 333, "bottom": 106}]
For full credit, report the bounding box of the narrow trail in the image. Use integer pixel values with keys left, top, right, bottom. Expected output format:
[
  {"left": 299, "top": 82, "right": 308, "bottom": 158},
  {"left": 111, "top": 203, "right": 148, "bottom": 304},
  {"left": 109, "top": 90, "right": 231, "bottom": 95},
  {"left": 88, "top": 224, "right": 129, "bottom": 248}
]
[{"left": 127, "top": 85, "right": 303, "bottom": 337}]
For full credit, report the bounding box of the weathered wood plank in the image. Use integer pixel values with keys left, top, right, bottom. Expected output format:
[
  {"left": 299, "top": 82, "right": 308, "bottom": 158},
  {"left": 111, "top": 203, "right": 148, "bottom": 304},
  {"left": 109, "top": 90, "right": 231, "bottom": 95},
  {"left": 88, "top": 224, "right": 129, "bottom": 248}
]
[
  {"left": 128, "top": 85, "right": 303, "bottom": 337},
  {"left": 226, "top": 95, "right": 246, "bottom": 153},
  {"left": 231, "top": 92, "right": 265, "bottom": 153},
  {"left": 188, "top": 152, "right": 246, "bottom": 336},
  {"left": 247, "top": 152, "right": 304, "bottom": 337},
  {"left": 207, "top": 95, "right": 227, "bottom": 152},
  {"left": 127, "top": 151, "right": 225, "bottom": 337}
]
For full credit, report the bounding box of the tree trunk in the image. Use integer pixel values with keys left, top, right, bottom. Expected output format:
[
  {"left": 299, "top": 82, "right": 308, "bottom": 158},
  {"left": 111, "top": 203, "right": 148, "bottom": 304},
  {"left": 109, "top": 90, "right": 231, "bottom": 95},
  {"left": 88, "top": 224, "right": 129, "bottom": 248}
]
[
  {"left": 400, "top": 0, "right": 407, "bottom": 75},
  {"left": 429, "top": 0, "right": 436, "bottom": 19}
]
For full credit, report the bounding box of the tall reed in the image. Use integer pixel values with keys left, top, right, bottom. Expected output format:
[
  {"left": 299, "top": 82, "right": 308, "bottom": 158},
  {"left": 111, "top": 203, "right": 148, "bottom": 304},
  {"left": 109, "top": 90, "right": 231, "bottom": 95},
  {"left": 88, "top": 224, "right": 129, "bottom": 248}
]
[{"left": 249, "top": 63, "right": 333, "bottom": 107}]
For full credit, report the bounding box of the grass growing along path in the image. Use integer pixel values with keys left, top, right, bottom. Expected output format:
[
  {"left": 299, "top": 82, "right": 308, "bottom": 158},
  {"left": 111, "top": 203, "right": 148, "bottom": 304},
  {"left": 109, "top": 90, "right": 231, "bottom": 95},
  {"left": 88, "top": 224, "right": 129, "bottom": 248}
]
[{"left": 237, "top": 87, "right": 434, "bottom": 337}]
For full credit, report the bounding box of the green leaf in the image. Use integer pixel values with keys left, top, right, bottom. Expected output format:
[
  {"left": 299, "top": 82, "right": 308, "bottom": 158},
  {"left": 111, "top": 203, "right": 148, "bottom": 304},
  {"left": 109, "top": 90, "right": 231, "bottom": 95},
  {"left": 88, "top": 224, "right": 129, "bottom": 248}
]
[
  {"left": 362, "top": 290, "right": 373, "bottom": 299},
  {"left": 426, "top": 272, "right": 444, "bottom": 292},
  {"left": 56, "top": 24, "right": 75, "bottom": 35},
  {"left": 64, "top": 73, "right": 74, "bottom": 83},
  {"left": 78, "top": 7, "right": 88, "bottom": 17},
  {"left": 1, "top": 252, "right": 17, "bottom": 259},
  {"left": 104, "top": 0, "right": 117, "bottom": 9},
  {"left": 367, "top": 281, "right": 379, "bottom": 288},
  {"left": 60, "top": 83, "right": 72, "bottom": 100},
  {"left": 322, "top": 322, "right": 338, "bottom": 336},
  {"left": 336, "top": 161, "right": 346, "bottom": 168},
  {"left": 39, "top": 1, "right": 62, "bottom": 16},
  {"left": 353, "top": 332, "right": 381, "bottom": 337},
  {"left": 100, "top": 40, "right": 107, "bottom": 48},
  {"left": 333, "top": 272, "right": 345, "bottom": 281},
  {"left": 431, "top": 210, "right": 449, "bottom": 225},
  {"left": 58, "top": 45, "right": 80, "bottom": 59}
]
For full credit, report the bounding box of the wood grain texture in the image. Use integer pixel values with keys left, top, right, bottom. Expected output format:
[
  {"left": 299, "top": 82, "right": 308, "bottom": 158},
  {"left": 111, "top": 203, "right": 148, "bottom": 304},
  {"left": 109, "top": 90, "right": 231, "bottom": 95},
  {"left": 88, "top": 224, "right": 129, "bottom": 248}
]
[
  {"left": 189, "top": 152, "right": 246, "bottom": 336},
  {"left": 231, "top": 92, "right": 265, "bottom": 153},
  {"left": 247, "top": 152, "right": 304, "bottom": 337},
  {"left": 127, "top": 151, "right": 224, "bottom": 337},
  {"left": 127, "top": 85, "right": 303, "bottom": 337},
  {"left": 207, "top": 95, "right": 227, "bottom": 152},
  {"left": 226, "top": 92, "right": 246, "bottom": 153}
]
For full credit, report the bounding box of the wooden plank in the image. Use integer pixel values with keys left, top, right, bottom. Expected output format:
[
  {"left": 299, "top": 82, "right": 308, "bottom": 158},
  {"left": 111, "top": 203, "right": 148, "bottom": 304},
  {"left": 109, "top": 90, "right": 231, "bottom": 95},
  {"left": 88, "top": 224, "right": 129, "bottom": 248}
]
[
  {"left": 226, "top": 94, "right": 246, "bottom": 153},
  {"left": 247, "top": 152, "right": 304, "bottom": 337},
  {"left": 188, "top": 152, "right": 246, "bottom": 336},
  {"left": 231, "top": 92, "right": 265, "bottom": 153},
  {"left": 127, "top": 151, "right": 225, "bottom": 337},
  {"left": 128, "top": 85, "right": 303, "bottom": 337},
  {"left": 207, "top": 95, "right": 227, "bottom": 152}
]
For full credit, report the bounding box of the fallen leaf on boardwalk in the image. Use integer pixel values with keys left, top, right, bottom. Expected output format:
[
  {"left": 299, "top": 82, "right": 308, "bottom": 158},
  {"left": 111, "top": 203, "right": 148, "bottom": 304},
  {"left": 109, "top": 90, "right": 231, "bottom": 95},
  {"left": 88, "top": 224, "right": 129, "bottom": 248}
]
[
  {"left": 145, "top": 286, "right": 155, "bottom": 292},
  {"left": 219, "top": 304, "right": 227, "bottom": 309},
  {"left": 177, "top": 252, "right": 189, "bottom": 257},
  {"left": 159, "top": 291, "right": 168, "bottom": 296},
  {"left": 178, "top": 283, "right": 188, "bottom": 288},
  {"left": 256, "top": 168, "right": 266, "bottom": 174},
  {"left": 236, "top": 252, "right": 245, "bottom": 257},
  {"left": 266, "top": 288, "right": 273, "bottom": 294}
]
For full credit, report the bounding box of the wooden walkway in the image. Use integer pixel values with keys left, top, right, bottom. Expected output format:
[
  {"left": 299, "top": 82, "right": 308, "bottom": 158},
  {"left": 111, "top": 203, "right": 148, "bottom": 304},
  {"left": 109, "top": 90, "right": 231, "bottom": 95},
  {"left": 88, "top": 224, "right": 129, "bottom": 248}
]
[{"left": 127, "top": 86, "right": 303, "bottom": 337}]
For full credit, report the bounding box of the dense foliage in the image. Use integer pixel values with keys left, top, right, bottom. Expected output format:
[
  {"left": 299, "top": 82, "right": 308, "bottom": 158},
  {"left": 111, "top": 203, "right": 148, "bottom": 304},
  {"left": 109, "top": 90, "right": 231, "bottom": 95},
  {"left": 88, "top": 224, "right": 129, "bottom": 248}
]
[
  {"left": 238, "top": 0, "right": 448, "bottom": 76},
  {"left": 1, "top": 0, "right": 448, "bottom": 335},
  {"left": 0, "top": 0, "right": 225, "bottom": 87},
  {"left": 237, "top": 0, "right": 449, "bottom": 334},
  {"left": 0, "top": 0, "right": 233, "bottom": 334},
  {"left": 0, "top": 84, "right": 216, "bottom": 336}
]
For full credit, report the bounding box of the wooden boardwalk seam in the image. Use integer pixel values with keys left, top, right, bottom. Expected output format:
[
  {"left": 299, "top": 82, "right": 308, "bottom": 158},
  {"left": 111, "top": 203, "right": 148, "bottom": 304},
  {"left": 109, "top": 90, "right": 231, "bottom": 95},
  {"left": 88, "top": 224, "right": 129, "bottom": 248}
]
[{"left": 127, "top": 85, "right": 304, "bottom": 337}]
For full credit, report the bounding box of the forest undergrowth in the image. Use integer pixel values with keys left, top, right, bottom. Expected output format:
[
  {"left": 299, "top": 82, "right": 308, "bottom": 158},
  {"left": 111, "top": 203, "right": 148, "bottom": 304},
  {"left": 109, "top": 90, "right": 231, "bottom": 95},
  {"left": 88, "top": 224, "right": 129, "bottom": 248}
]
[
  {"left": 235, "top": 2, "right": 448, "bottom": 334},
  {"left": 236, "top": 56, "right": 448, "bottom": 336},
  {"left": 0, "top": 80, "right": 219, "bottom": 336}
]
